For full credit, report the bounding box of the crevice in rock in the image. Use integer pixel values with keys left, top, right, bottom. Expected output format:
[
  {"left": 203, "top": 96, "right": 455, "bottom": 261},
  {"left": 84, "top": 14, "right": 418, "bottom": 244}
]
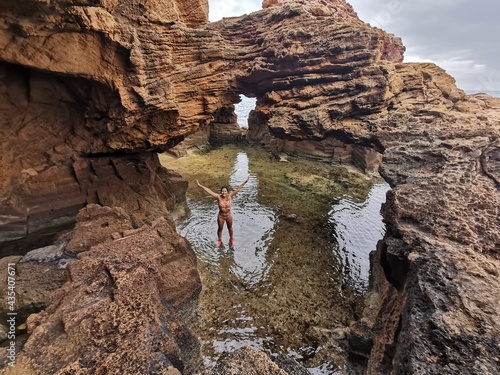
[
  {"left": 379, "top": 239, "right": 409, "bottom": 292},
  {"left": 480, "top": 142, "right": 500, "bottom": 187}
]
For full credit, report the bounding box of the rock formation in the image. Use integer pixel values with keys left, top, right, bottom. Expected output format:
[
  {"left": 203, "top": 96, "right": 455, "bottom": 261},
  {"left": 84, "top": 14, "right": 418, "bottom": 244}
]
[
  {"left": 200, "top": 346, "right": 310, "bottom": 375},
  {"left": 0, "top": 0, "right": 210, "bottom": 373},
  {"left": 0, "top": 0, "right": 499, "bottom": 374},
  {"left": 0, "top": 0, "right": 227, "bottom": 254}
]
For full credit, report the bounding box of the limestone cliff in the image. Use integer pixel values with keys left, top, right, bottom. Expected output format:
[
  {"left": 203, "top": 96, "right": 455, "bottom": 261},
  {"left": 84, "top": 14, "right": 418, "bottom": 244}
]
[{"left": 0, "top": 0, "right": 499, "bottom": 374}]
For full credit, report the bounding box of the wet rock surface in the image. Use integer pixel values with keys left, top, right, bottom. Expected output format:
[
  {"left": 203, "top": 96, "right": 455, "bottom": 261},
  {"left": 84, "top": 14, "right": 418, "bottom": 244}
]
[{"left": 201, "top": 346, "right": 308, "bottom": 375}]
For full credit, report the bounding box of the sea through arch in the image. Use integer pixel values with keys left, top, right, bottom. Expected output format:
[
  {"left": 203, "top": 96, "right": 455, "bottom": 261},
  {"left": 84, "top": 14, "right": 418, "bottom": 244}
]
[{"left": 234, "top": 95, "right": 257, "bottom": 129}]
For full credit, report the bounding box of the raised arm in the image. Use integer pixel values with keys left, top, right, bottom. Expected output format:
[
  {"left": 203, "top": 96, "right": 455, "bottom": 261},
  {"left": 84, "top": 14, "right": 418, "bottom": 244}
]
[
  {"left": 196, "top": 180, "right": 220, "bottom": 198},
  {"left": 230, "top": 176, "right": 249, "bottom": 197}
]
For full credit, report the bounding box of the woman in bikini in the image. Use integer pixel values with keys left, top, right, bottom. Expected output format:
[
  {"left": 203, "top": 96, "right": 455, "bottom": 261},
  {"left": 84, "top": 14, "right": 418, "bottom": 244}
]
[{"left": 196, "top": 177, "right": 249, "bottom": 246}]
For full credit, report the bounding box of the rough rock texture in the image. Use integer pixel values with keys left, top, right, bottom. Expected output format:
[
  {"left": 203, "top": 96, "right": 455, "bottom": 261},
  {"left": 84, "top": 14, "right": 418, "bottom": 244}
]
[
  {"left": 0, "top": 0, "right": 499, "bottom": 374},
  {"left": 364, "top": 92, "right": 500, "bottom": 375},
  {"left": 0, "top": 242, "right": 71, "bottom": 324},
  {"left": 201, "top": 346, "right": 307, "bottom": 375},
  {"left": 0, "top": 0, "right": 220, "bottom": 254},
  {"left": 5, "top": 204, "right": 201, "bottom": 375}
]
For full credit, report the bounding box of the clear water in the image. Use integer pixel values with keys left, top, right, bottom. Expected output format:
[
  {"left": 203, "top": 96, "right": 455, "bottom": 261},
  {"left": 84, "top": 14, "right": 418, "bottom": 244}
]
[
  {"left": 160, "top": 146, "right": 389, "bottom": 373},
  {"left": 329, "top": 183, "right": 388, "bottom": 291}
]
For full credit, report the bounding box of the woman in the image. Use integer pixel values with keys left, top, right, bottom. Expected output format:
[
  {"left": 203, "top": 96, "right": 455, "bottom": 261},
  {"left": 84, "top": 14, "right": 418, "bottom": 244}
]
[{"left": 196, "top": 177, "right": 249, "bottom": 246}]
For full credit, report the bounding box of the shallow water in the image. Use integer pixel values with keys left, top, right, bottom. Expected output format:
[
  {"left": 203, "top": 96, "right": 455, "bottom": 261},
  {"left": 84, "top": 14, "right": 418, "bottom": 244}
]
[
  {"left": 329, "top": 183, "right": 389, "bottom": 291},
  {"left": 160, "top": 146, "right": 389, "bottom": 373}
]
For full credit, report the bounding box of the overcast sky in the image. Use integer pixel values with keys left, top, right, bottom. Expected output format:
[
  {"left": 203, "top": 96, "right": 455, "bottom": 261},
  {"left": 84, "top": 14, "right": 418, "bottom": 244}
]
[{"left": 208, "top": 0, "right": 500, "bottom": 93}]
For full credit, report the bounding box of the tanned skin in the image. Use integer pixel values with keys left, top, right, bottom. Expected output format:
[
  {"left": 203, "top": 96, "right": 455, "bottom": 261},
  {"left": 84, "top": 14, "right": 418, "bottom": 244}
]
[{"left": 197, "top": 177, "right": 249, "bottom": 245}]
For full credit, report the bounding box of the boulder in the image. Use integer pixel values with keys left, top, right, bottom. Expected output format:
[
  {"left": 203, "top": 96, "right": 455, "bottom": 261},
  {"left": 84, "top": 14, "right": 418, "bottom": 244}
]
[{"left": 6, "top": 204, "right": 201, "bottom": 374}]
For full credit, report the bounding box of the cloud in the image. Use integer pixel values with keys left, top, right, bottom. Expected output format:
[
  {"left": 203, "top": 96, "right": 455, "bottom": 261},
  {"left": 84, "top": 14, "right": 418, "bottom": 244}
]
[
  {"left": 348, "top": 0, "right": 500, "bottom": 91},
  {"left": 208, "top": 0, "right": 262, "bottom": 21}
]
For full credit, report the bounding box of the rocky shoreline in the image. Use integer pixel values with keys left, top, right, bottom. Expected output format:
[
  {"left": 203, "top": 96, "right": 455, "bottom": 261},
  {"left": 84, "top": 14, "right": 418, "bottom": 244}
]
[{"left": 1, "top": 0, "right": 499, "bottom": 374}]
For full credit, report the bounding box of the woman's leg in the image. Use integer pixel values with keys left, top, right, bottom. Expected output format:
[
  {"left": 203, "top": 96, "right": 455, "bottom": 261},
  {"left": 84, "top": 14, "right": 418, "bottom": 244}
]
[
  {"left": 226, "top": 214, "right": 234, "bottom": 242},
  {"left": 217, "top": 215, "right": 224, "bottom": 242}
]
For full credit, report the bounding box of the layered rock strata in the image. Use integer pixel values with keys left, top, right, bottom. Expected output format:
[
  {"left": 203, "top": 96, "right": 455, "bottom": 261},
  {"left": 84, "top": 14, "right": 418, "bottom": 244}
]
[
  {"left": 0, "top": 0, "right": 227, "bottom": 254},
  {"left": 0, "top": 0, "right": 499, "bottom": 374}
]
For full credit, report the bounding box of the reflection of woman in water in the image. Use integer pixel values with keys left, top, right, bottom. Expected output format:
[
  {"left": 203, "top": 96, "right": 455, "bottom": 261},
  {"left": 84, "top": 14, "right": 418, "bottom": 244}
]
[{"left": 197, "top": 177, "right": 249, "bottom": 246}]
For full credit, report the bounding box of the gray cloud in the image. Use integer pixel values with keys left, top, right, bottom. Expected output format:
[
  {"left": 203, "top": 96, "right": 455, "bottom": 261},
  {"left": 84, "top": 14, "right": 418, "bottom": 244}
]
[{"left": 349, "top": 0, "right": 500, "bottom": 91}]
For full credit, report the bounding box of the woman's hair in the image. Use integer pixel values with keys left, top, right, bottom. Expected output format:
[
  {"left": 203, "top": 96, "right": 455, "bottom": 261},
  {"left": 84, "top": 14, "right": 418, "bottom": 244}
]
[{"left": 220, "top": 185, "right": 229, "bottom": 192}]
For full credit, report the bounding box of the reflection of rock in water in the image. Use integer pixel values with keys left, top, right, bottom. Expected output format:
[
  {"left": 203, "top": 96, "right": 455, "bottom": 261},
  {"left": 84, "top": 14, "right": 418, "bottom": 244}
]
[
  {"left": 161, "top": 146, "right": 387, "bottom": 373},
  {"left": 329, "top": 182, "right": 390, "bottom": 290}
]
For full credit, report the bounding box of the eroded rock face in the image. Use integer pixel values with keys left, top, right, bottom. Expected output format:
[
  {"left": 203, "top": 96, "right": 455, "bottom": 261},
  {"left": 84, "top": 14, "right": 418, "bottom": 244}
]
[
  {"left": 1, "top": 0, "right": 499, "bottom": 374},
  {"left": 0, "top": 0, "right": 226, "bottom": 253},
  {"left": 10, "top": 204, "right": 201, "bottom": 374},
  {"left": 365, "top": 94, "right": 500, "bottom": 374}
]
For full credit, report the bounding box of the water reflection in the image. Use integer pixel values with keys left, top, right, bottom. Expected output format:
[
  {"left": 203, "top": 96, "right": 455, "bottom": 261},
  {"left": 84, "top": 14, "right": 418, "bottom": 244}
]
[
  {"left": 179, "top": 152, "right": 277, "bottom": 286},
  {"left": 160, "top": 146, "right": 387, "bottom": 373},
  {"left": 329, "top": 183, "right": 390, "bottom": 290}
]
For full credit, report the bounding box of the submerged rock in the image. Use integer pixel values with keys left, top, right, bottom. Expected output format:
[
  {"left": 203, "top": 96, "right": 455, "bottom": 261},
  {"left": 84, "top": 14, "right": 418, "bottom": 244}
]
[
  {"left": 283, "top": 213, "right": 299, "bottom": 222},
  {"left": 203, "top": 346, "right": 309, "bottom": 375}
]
